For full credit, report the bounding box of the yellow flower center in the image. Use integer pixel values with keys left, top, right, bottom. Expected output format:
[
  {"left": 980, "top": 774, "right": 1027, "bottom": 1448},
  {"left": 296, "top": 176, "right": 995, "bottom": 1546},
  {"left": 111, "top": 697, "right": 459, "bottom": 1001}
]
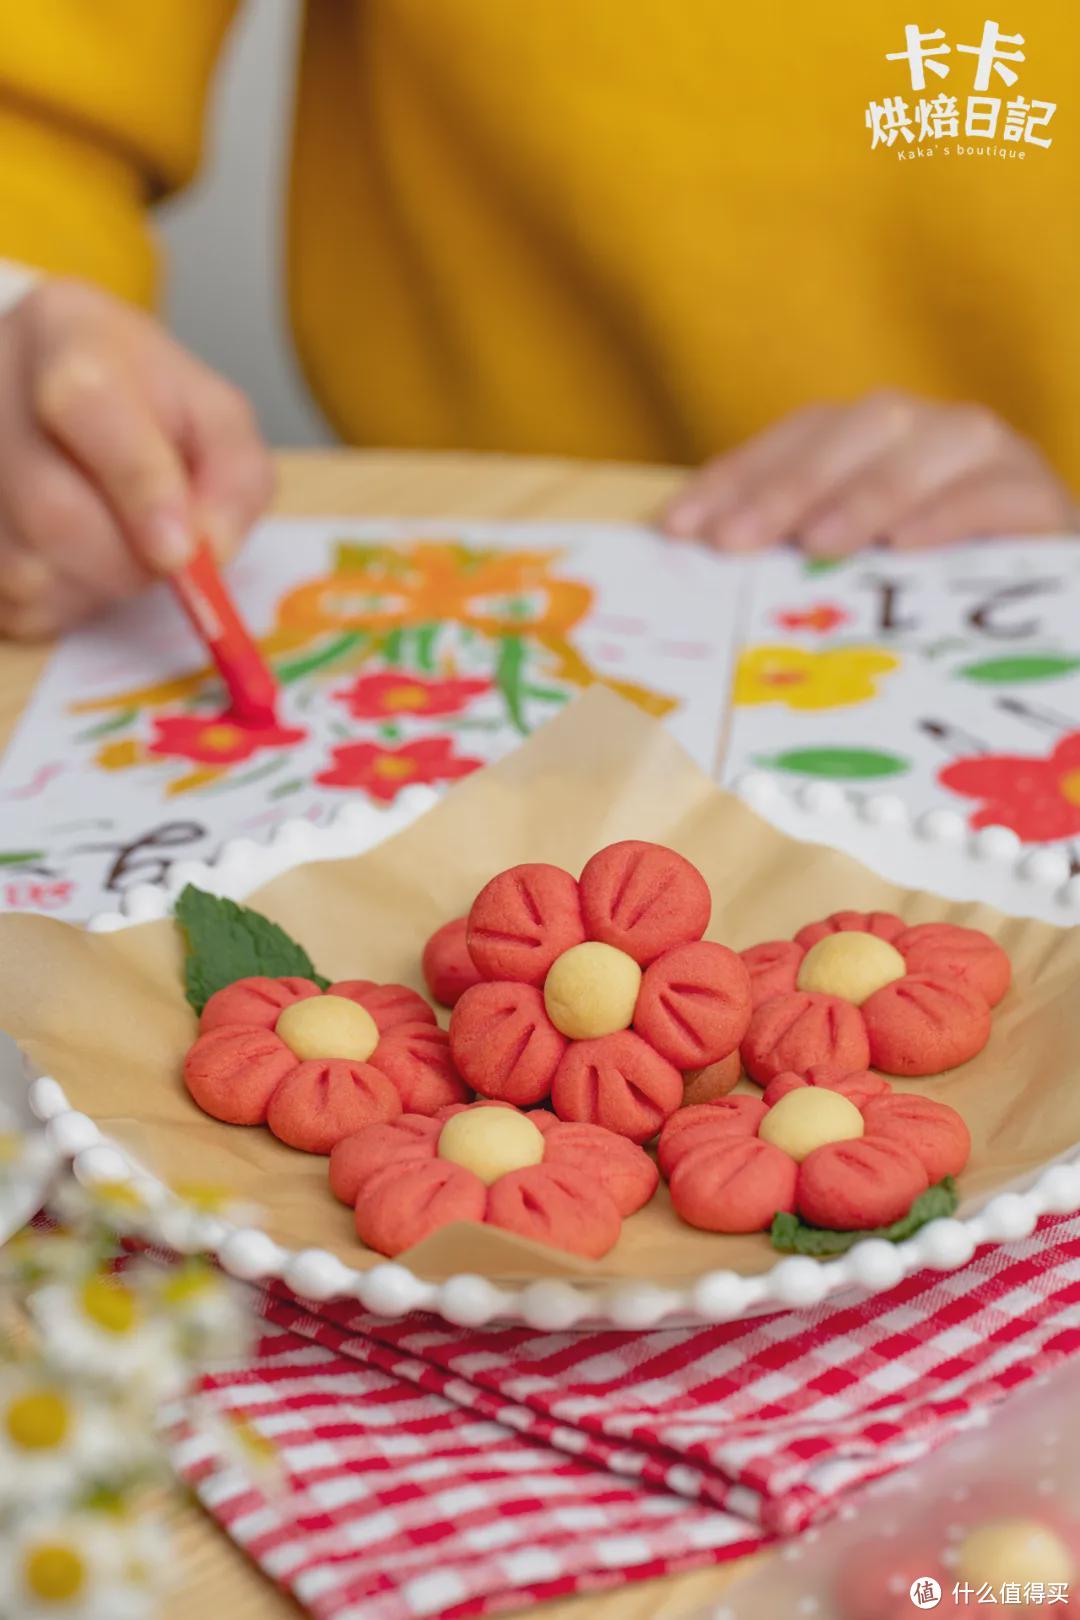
[
  {"left": 796, "top": 931, "right": 906, "bottom": 1006},
  {"left": 162, "top": 1264, "right": 217, "bottom": 1306},
  {"left": 91, "top": 1180, "right": 144, "bottom": 1211},
  {"left": 24, "top": 1543, "right": 86, "bottom": 1602},
  {"left": 200, "top": 723, "right": 245, "bottom": 753},
  {"left": 382, "top": 685, "right": 429, "bottom": 711},
  {"left": 275, "top": 994, "right": 380, "bottom": 1063},
  {"left": 0, "top": 1132, "right": 23, "bottom": 1164},
  {"left": 1060, "top": 768, "right": 1080, "bottom": 807},
  {"left": 373, "top": 755, "right": 417, "bottom": 780},
  {"left": 758, "top": 1088, "right": 865, "bottom": 1162},
  {"left": 438, "top": 1108, "right": 545, "bottom": 1185},
  {"left": 543, "top": 941, "right": 642, "bottom": 1040},
  {"left": 172, "top": 1181, "right": 232, "bottom": 1212},
  {"left": 5, "top": 1390, "right": 70, "bottom": 1450},
  {"left": 81, "top": 1274, "right": 140, "bottom": 1335}
]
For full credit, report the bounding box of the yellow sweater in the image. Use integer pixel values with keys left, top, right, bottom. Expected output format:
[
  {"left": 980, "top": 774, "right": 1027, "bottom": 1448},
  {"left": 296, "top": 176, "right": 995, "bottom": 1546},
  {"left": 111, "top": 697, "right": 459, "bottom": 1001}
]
[{"left": 0, "top": 1, "right": 1076, "bottom": 475}]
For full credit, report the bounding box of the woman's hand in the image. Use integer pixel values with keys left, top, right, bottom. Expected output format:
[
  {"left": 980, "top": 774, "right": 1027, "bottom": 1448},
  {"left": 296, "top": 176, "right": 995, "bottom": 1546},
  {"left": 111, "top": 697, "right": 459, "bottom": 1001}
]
[
  {"left": 0, "top": 278, "right": 273, "bottom": 640},
  {"left": 662, "top": 391, "right": 1076, "bottom": 555}
]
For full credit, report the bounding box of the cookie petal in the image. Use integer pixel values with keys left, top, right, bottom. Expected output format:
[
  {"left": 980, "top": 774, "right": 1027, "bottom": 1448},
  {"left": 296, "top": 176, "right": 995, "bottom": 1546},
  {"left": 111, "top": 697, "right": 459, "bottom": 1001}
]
[
  {"left": 859, "top": 1092, "right": 971, "bottom": 1181},
  {"left": 422, "top": 917, "right": 482, "bottom": 1007},
  {"left": 265, "top": 1058, "right": 401, "bottom": 1153},
  {"left": 861, "top": 973, "right": 992, "bottom": 1077},
  {"left": 895, "top": 922, "right": 1011, "bottom": 1008},
  {"left": 354, "top": 1158, "right": 486, "bottom": 1255},
  {"left": 578, "top": 840, "right": 711, "bottom": 965},
  {"left": 540, "top": 1120, "right": 659, "bottom": 1214},
  {"left": 466, "top": 863, "right": 585, "bottom": 985},
  {"left": 796, "top": 1136, "right": 929, "bottom": 1229},
  {"left": 740, "top": 940, "right": 804, "bottom": 1009},
  {"left": 328, "top": 980, "right": 437, "bottom": 1033},
  {"left": 657, "top": 1095, "right": 767, "bottom": 1179},
  {"left": 633, "top": 941, "right": 752, "bottom": 1069},
  {"left": 449, "top": 981, "right": 566, "bottom": 1105},
  {"left": 199, "top": 976, "right": 321, "bottom": 1033},
  {"left": 369, "top": 1022, "right": 470, "bottom": 1113},
  {"left": 794, "top": 911, "right": 906, "bottom": 951},
  {"left": 486, "top": 1163, "right": 622, "bottom": 1258},
  {"left": 183, "top": 1025, "right": 297, "bottom": 1124},
  {"left": 741, "top": 991, "right": 870, "bottom": 1087},
  {"left": 682, "top": 1050, "right": 743, "bottom": 1107},
  {"left": 762, "top": 1069, "right": 891, "bottom": 1110},
  {"left": 550, "top": 1029, "right": 683, "bottom": 1142},
  {"left": 328, "top": 1115, "right": 442, "bottom": 1205},
  {"left": 669, "top": 1136, "right": 798, "bottom": 1233}
]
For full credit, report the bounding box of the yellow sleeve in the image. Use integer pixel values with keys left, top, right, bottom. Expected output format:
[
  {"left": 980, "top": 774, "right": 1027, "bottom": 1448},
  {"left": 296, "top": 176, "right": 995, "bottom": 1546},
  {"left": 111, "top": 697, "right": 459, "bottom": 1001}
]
[{"left": 0, "top": 0, "right": 240, "bottom": 306}]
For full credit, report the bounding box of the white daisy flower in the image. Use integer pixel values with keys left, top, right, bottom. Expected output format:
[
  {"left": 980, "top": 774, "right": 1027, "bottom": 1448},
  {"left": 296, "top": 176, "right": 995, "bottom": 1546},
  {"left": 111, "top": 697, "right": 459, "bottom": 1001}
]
[
  {"left": 0, "top": 1514, "right": 158, "bottom": 1620},
  {"left": 29, "top": 1276, "right": 188, "bottom": 1403},
  {"left": 150, "top": 1260, "right": 252, "bottom": 1367},
  {"left": 0, "top": 1372, "right": 151, "bottom": 1507}
]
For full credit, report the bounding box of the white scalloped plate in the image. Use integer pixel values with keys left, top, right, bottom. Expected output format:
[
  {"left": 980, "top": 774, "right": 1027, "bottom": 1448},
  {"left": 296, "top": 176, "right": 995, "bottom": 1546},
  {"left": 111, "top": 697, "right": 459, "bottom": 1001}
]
[{"left": 19, "top": 776, "right": 1080, "bottom": 1331}]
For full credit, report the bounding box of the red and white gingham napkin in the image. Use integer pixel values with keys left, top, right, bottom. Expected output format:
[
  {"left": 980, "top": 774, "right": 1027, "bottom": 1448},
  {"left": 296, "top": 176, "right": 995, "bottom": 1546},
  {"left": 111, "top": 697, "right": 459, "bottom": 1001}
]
[{"left": 173, "top": 1212, "right": 1080, "bottom": 1620}]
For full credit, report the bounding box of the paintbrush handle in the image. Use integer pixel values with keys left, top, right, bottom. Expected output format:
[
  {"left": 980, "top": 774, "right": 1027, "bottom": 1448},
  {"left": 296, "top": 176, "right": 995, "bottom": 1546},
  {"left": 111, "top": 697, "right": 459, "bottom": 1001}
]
[{"left": 171, "top": 544, "right": 279, "bottom": 726}]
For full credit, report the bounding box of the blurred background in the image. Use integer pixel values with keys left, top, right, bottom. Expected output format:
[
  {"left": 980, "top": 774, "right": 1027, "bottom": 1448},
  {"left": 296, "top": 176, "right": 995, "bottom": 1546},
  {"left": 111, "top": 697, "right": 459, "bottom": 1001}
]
[{"left": 158, "top": 4, "right": 331, "bottom": 448}]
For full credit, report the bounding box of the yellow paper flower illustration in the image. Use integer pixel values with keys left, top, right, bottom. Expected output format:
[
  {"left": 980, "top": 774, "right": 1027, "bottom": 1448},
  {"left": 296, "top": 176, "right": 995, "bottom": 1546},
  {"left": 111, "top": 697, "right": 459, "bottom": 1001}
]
[{"left": 734, "top": 645, "right": 899, "bottom": 711}]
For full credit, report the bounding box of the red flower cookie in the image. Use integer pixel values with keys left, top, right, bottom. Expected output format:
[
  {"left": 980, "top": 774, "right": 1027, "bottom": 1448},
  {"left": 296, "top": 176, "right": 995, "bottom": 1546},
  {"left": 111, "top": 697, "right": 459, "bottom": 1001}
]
[
  {"left": 739, "top": 912, "right": 1008, "bottom": 1082},
  {"left": 422, "top": 916, "right": 483, "bottom": 1007},
  {"left": 329, "top": 1100, "right": 658, "bottom": 1258},
  {"left": 184, "top": 974, "right": 468, "bottom": 1154},
  {"left": 659, "top": 1072, "right": 970, "bottom": 1233},
  {"left": 448, "top": 842, "right": 751, "bottom": 1141}
]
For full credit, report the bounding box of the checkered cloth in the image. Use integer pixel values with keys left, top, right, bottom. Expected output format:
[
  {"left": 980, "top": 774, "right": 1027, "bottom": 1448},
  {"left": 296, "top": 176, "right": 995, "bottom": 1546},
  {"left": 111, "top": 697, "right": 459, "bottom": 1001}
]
[{"left": 171, "top": 1212, "right": 1080, "bottom": 1620}]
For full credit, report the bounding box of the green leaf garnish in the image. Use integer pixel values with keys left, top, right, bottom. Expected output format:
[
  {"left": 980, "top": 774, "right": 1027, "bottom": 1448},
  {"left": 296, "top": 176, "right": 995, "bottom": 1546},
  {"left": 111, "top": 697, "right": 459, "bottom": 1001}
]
[
  {"left": 175, "top": 885, "right": 329, "bottom": 1015},
  {"left": 769, "top": 1177, "right": 958, "bottom": 1256}
]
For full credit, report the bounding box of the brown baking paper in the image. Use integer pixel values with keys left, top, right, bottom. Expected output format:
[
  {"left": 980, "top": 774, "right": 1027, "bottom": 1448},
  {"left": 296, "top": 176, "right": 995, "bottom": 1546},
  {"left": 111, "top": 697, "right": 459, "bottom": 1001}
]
[{"left": 0, "top": 688, "right": 1077, "bottom": 1290}]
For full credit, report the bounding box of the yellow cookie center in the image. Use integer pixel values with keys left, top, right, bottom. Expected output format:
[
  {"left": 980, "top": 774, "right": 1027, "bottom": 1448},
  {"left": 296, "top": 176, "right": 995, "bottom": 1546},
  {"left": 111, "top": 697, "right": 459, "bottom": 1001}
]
[
  {"left": 758, "top": 1088, "right": 865, "bottom": 1163},
  {"left": 543, "top": 941, "right": 642, "bottom": 1040},
  {"left": 5, "top": 1391, "right": 70, "bottom": 1451},
  {"left": 956, "top": 1519, "right": 1075, "bottom": 1591},
  {"left": 275, "top": 995, "right": 380, "bottom": 1063},
  {"left": 24, "top": 1544, "right": 87, "bottom": 1602},
  {"left": 795, "top": 931, "right": 906, "bottom": 1005},
  {"left": 437, "top": 1107, "right": 546, "bottom": 1185},
  {"left": 1061, "top": 768, "right": 1080, "bottom": 808}
]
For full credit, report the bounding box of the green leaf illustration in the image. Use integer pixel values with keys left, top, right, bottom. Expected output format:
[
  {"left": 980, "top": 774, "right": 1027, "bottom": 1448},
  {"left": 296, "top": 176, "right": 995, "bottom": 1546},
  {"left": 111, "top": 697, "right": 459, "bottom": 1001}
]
[
  {"left": 175, "top": 885, "right": 329, "bottom": 1015},
  {"left": 803, "top": 557, "right": 846, "bottom": 576},
  {"left": 0, "top": 850, "right": 45, "bottom": 867},
  {"left": 756, "top": 746, "right": 909, "bottom": 780},
  {"left": 957, "top": 654, "right": 1080, "bottom": 684},
  {"left": 770, "top": 1178, "right": 958, "bottom": 1256}
]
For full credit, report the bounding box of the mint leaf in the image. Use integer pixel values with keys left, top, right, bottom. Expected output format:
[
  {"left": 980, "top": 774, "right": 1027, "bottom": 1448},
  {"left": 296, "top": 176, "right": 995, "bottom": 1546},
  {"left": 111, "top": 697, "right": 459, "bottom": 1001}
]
[
  {"left": 769, "top": 1178, "right": 958, "bottom": 1256},
  {"left": 175, "top": 885, "right": 329, "bottom": 1015}
]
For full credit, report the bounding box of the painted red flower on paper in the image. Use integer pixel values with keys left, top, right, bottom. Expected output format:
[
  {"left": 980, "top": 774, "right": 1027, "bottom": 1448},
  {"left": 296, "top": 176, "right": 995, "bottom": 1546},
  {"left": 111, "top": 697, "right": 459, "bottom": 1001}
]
[
  {"left": 148, "top": 714, "right": 306, "bottom": 767},
  {"left": 940, "top": 733, "right": 1080, "bottom": 843},
  {"left": 333, "top": 672, "right": 492, "bottom": 720},
  {"left": 774, "top": 603, "right": 850, "bottom": 634},
  {"left": 316, "top": 736, "right": 483, "bottom": 801}
]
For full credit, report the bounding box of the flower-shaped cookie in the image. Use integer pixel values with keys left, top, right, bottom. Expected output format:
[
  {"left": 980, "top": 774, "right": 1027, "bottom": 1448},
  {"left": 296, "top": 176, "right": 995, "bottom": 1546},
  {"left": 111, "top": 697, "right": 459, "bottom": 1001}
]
[
  {"left": 739, "top": 911, "right": 1010, "bottom": 1083},
  {"left": 183, "top": 974, "right": 468, "bottom": 1154},
  {"left": 448, "top": 841, "right": 752, "bottom": 1141},
  {"left": 329, "top": 1100, "right": 659, "bottom": 1258},
  {"left": 659, "top": 1072, "right": 971, "bottom": 1233}
]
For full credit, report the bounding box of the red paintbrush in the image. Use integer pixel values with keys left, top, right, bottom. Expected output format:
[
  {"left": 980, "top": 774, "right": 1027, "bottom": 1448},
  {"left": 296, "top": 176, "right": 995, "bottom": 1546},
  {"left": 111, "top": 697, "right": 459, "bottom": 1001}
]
[{"left": 170, "top": 542, "right": 280, "bottom": 728}]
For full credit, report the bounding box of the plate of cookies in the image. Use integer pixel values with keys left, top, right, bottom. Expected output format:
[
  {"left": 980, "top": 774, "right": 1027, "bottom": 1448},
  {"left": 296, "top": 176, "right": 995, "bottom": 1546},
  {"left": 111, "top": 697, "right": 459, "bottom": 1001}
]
[{"left": 5, "top": 690, "right": 1080, "bottom": 1330}]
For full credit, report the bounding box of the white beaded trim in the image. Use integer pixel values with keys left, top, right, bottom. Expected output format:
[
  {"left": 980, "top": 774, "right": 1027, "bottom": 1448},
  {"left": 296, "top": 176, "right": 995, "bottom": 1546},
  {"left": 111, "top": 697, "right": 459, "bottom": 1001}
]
[{"left": 17, "top": 775, "right": 1080, "bottom": 1329}]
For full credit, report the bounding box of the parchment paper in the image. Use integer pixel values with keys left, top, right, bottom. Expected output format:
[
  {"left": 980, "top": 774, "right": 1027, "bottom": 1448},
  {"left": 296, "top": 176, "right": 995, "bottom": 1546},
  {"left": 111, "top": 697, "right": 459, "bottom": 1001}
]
[{"left": 0, "top": 689, "right": 1076, "bottom": 1289}]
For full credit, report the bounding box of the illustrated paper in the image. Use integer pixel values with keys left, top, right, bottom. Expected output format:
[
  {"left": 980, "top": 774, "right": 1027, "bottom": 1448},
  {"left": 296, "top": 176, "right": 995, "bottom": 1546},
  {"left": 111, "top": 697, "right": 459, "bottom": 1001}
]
[{"left": 0, "top": 519, "right": 745, "bottom": 919}]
